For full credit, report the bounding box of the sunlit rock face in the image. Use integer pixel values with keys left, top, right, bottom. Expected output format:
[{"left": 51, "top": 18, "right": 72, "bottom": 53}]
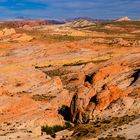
[
  {"left": 70, "top": 54, "right": 140, "bottom": 123},
  {"left": 0, "top": 19, "right": 140, "bottom": 140}
]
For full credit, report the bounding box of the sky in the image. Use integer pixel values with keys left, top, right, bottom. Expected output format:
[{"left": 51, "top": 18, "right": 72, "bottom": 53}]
[{"left": 0, "top": 0, "right": 139, "bottom": 20}]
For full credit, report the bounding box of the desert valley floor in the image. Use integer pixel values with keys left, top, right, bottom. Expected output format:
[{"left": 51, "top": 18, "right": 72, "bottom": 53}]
[{"left": 0, "top": 19, "right": 140, "bottom": 140}]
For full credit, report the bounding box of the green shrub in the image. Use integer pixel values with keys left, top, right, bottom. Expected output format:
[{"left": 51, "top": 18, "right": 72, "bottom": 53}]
[
  {"left": 65, "top": 121, "right": 72, "bottom": 129},
  {"left": 32, "top": 94, "right": 56, "bottom": 101},
  {"left": 41, "top": 121, "right": 72, "bottom": 135},
  {"left": 44, "top": 69, "right": 72, "bottom": 77}
]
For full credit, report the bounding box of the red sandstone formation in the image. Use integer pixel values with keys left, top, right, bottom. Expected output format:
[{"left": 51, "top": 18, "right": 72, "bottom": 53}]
[
  {"left": 0, "top": 20, "right": 140, "bottom": 139},
  {"left": 70, "top": 54, "right": 140, "bottom": 123}
]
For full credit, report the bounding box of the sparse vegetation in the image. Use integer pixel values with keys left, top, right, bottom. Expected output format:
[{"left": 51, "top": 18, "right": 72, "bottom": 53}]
[
  {"left": 43, "top": 69, "right": 72, "bottom": 77},
  {"left": 32, "top": 94, "right": 56, "bottom": 101},
  {"left": 41, "top": 121, "right": 72, "bottom": 136},
  {"left": 99, "top": 135, "right": 127, "bottom": 140},
  {"left": 16, "top": 29, "right": 89, "bottom": 42},
  {"left": 88, "top": 21, "right": 140, "bottom": 35},
  {"left": 16, "top": 91, "right": 28, "bottom": 94},
  {"left": 72, "top": 114, "right": 140, "bottom": 139},
  {"left": 63, "top": 59, "right": 108, "bottom": 66},
  {"left": 15, "top": 83, "right": 22, "bottom": 87},
  {"left": 41, "top": 34, "right": 88, "bottom": 42}
]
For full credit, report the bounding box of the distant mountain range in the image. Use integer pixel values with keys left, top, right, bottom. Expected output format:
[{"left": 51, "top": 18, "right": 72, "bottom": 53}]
[
  {"left": 0, "top": 16, "right": 139, "bottom": 27},
  {"left": 46, "top": 20, "right": 65, "bottom": 24},
  {"left": 66, "top": 17, "right": 112, "bottom": 22},
  {"left": 14, "top": 16, "right": 113, "bottom": 23}
]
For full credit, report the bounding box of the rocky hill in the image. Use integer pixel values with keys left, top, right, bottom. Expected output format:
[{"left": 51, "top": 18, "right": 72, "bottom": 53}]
[
  {"left": 64, "top": 19, "right": 96, "bottom": 28},
  {"left": 116, "top": 16, "right": 131, "bottom": 21},
  {"left": 0, "top": 28, "right": 33, "bottom": 42}
]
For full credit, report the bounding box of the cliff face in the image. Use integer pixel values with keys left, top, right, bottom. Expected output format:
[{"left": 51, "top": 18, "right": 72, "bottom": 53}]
[{"left": 70, "top": 54, "right": 140, "bottom": 123}]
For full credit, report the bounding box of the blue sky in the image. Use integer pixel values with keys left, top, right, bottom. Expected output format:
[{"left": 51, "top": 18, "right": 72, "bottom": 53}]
[{"left": 0, "top": 0, "right": 140, "bottom": 19}]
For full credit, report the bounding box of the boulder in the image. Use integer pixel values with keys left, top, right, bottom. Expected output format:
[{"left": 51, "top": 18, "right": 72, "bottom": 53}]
[
  {"left": 55, "top": 129, "right": 74, "bottom": 139},
  {"left": 121, "top": 97, "right": 134, "bottom": 109},
  {"left": 48, "top": 76, "right": 63, "bottom": 92},
  {"left": 0, "top": 28, "right": 33, "bottom": 42},
  {"left": 0, "top": 31, "right": 4, "bottom": 37},
  {"left": 110, "top": 38, "right": 130, "bottom": 46},
  {"left": 30, "top": 126, "right": 42, "bottom": 136},
  {"left": 3, "top": 28, "right": 16, "bottom": 36},
  {"left": 0, "top": 87, "right": 9, "bottom": 96},
  {"left": 132, "top": 40, "right": 140, "bottom": 47},
  {"left": 22, "top": 25, "right": 32, "bottom": 31},
  {"left": 12, "top": 33, "right": 33, "bottom": 42}
]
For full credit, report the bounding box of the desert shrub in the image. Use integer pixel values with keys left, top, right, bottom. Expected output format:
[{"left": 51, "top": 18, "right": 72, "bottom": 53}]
[
  {"left": 41, "top": 121, "right": 72, "bottom": 135},
  {"left": 72, "top": 114, "right": 140, "bottom": 139},
  {"left": 41, "top": 34, "right": 88, "bottom": 42},
  {"left": 32, "top": 94, "right": 56, "bottom": 101},
  {"left": 42, "top": 125, "right": 63, "bottom": 135},
  {"left": 99, "top": 135, "right": 127, "bottom": 140},
  {"left": 44, "top": 69, "right": 72, "bottom": 77},
  {"left": 65, "top": 121, "right": 73, "bottom": 129}
]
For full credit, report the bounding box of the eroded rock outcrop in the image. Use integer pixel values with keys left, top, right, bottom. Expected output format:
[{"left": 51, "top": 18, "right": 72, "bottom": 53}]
[
  {"left": 2, "top": 28, "right": 16, "bottom": 36},
  {"left": 22, "top": 25, "right": 32, "bottom": 31},
  {"left": 0, "top": 28, "right": 33, "bottom": 42},
  {"left": 116, "top": 16, "right": 131, "bottom": 21},
  {"left": 11, "top": 33, "right": 33, "bottom": 42},
  {"left": 132, "top": 40, "right": 140, "bottom": 47},
  {"left": 70, "top": 54, "right": 140, "bottom": 123}
]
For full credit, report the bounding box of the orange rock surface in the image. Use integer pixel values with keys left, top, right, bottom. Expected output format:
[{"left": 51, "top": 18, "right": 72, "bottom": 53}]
[{"left": 0, "top": 21, "right": 140, "bottom": 139}]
